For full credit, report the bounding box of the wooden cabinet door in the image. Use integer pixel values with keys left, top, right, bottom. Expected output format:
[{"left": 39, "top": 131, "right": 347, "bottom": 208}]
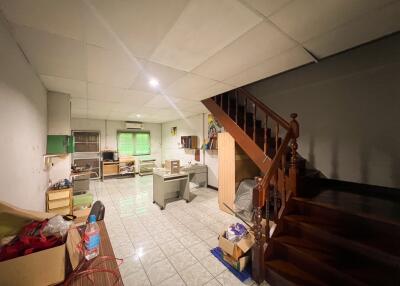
[{"left": 218, "top": 132, "right": 235, "bottom": 213}]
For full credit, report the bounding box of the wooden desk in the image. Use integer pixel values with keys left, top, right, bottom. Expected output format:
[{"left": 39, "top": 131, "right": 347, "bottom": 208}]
[{"left": 68, "top": 221, "right": 124, "bottom": 286}]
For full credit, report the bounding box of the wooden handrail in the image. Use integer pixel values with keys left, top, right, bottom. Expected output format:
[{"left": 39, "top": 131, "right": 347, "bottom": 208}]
[
  {"left": 238, "top": 88, "right": 291, "bottom": 130},
  {"left": 260, "top": 131, "right": 292, "bottom": 189}
]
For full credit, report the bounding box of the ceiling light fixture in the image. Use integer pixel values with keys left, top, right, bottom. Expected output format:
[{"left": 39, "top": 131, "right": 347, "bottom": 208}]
[
  {"left": 136, "top": 114, "right": 141, "bottom": 118},
  {"left": 149, "top": 78, "right": 159, "bottom": 88}
]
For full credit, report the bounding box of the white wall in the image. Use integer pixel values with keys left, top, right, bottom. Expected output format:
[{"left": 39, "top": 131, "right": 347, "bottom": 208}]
[
  {"left": 71, "top": 118, "right": 162, "bottom": 165},
  {"left": 0, "top": 18, "right": 48, "bottom": 211},
  {"left": 47, "top": 91, "right": 71, "bottom": 184},
  {"left": 161, "top": 113, "right": 219, "bottom": 188},
  {"left": 247, "top": 33, "right": 400, "bottom": 189}
]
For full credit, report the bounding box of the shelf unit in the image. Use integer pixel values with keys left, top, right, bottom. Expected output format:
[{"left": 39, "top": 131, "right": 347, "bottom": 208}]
[
  {"left": 139, "top": 159, "right": 156, "bottom": 176},
  {"left": 181, "top": 136, "right": 198, "bottom": 149},
  {"left": 72, "top": 131, "right": 101, "bottom": 179},
  {"left": 101, "top": 157, "right": 135, "bottom": 180},
  {"left": 205, "top": 136, "right": 218, "bottom": 150}
]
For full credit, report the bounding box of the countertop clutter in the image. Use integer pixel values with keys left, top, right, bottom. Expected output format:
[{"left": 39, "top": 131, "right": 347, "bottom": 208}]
[{"left": 0, "top": 201, "right": 122, "bottom": 286}]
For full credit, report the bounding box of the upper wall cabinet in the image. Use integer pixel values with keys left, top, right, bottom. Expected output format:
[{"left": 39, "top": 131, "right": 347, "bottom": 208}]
[{"left": 47, "top": 91, "right": 71, "bottom": 135}]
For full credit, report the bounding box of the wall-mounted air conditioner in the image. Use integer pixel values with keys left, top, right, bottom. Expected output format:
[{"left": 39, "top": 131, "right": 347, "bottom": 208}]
[{"left": 125, "top": 121, "right": 143, "bottom": 130}]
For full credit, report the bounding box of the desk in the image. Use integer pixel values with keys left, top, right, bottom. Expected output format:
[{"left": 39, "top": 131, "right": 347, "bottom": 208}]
[
  {"left": 68, "top": 221, "right": 124, "bottom": 286},
  {"left": 182, "top": 164, "right": 208, "bottom": 187},
  {"left": 153, "top": 169, "right": 190, "bottom": 210}
]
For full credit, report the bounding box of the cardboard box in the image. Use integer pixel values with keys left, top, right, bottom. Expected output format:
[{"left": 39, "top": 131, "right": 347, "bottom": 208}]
[
  {"left": 165, "top": 160, "right": 180, "bottom": 174},
  {"left": 218, "top": 231, "right": 255, "bottom": 260},
  {"left": 0, "top": 201, "right": 80, "bottom": 286},
  {"left": 222, "top": 252, "right": 250, "bottom": 272}
]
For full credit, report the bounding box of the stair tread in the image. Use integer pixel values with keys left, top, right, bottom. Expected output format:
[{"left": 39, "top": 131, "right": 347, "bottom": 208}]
[
  {"left": 294, "top": 190, "right": 400, "bottom": 226},
  {"left": 266, "top": 259, "right": 327, "bottom": 286},
  {"left": 292, "top": 198, "right": 400, "bottom": 257},
  {"left": 283, "top": 215, "right": 400, "bottom": 267},
  {"left": 273, "top": 235, "right": 394, "bottom": 285}
]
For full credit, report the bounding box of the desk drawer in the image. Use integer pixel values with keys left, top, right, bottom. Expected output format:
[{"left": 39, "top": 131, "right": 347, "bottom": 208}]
[
  {"left": 103, "top": 164, "right": 119, "bottom": 175},
  {"left": 48, "top": 206, "right": 70, "bottom": 216},
  {"left": 48, "top": 198, "right": 70, "bottom": 209},
  {"left": 48, "top": 190, "right": 70, "bottom": 200}
]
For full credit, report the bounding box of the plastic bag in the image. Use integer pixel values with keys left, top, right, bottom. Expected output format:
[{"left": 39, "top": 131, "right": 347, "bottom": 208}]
[
  {"left": 234, "top": 179, "right": 256, "bottom": 222},
  {"left": 42, "top": 215, "right": 72, "bottom": 237}
]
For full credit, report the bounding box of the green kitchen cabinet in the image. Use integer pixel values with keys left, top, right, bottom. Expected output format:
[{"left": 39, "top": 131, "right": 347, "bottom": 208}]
[{"left": 47, "top": 135, "right": 75, "bottom": 154}]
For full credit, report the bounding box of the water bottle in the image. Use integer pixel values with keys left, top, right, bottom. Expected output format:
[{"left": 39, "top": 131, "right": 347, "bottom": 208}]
[{"left": 84, "top": 215, "right": 100, "bottom": 260}]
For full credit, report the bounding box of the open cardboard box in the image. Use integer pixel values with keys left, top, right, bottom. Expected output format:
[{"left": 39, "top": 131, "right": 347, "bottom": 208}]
[
  {"left": 218, "top": 230, "right": 255, "bottom": 261},
  {"left": 0, "top": 201, "right": 81, "bottom": 286},
  {"left": 222, "top": 252, "right": 250, "bottom": 272}
]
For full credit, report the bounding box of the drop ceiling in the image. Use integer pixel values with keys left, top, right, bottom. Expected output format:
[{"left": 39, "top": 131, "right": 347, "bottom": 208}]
[{"left": 1, "top": 0, "right": 399, "bottom": 123}]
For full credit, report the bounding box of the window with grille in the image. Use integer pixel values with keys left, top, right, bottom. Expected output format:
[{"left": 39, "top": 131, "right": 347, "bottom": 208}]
[{"left": 117, "top": 131, "right": 150, "bottom": 156}]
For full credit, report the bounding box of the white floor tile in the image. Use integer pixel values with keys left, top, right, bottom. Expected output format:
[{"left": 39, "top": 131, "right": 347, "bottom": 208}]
[{"left": 91, "top": 176, "right": 244, "bottom": 285}]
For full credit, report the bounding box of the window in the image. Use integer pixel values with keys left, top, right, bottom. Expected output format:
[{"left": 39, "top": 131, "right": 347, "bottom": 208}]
[{"left": 117, "top": 131, "right": 151, "bottom": 156}]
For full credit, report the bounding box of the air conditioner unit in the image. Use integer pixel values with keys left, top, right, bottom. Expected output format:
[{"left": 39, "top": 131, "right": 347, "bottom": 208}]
[{"left": 125, "top": 121, "right": 143, "bottom": 130}]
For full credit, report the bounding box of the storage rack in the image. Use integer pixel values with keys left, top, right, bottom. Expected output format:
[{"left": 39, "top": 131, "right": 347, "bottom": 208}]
[
  {"left": 72, "top": 130, "right": 101, "bottom": 179},
  {"left": 139, "top": 159, "right": 156, "bottom": 176}
]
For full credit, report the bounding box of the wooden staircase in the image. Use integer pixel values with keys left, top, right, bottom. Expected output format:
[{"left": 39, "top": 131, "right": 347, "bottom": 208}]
[{"left": 202, "top": 89, "right": 400, "bottom": 285}]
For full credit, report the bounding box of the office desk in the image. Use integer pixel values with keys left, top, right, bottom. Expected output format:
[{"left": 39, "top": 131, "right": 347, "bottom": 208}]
[
  {"left": 68, "top": 221, "right": 124, "bottom": 286},
  {"left": 182, "top": 164, "right": 208, "bottom": 187},
  {"left": 153, "top": 169, "right": 190, "bottom": 210}
]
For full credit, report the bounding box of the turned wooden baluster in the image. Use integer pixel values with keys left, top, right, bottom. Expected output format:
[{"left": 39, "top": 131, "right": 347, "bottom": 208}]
[
  {"left": 252, "top": 176, "right": 265, "bottom": 284},
  {"left": 227, "top": 93, "right": 231, "bottom": 117},
  {"left": 289, "top": 113, "right": 299, "bottom": 197},
  {"left": 244, "top": 97, "right": 247, "bottom": 133},
  {"left": 235, "top": 90, "right": 238, "bottom": 124},
  {"left": 253, "top": 103, "right": 256, "bottom": 141},
  {"left": 264, "top": 114, "right": 268, "bottom": 155}
]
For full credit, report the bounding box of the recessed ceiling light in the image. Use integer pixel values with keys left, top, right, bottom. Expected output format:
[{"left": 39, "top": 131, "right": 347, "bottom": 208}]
[
  {"left": 136, "top": 114, "right": 141, "bottom": 118},
  {"left": 149, "top": 78, "right": 159, "bottom": 88}
]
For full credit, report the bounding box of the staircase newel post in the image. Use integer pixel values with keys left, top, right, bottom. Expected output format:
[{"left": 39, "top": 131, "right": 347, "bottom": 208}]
[
  {"left": 252, "top": 176, "right": 265, "bottom": 284},
  {"left": 289, "top": 113, "right": 299, "bottom": 197}
]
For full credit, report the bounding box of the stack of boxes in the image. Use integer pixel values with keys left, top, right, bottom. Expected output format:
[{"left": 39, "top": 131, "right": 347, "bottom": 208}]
[{"left": 218, "top": 223, "right": 255, "bottom": 271}]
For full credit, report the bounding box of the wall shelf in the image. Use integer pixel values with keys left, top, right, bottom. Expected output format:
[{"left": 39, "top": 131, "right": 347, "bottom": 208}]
[{"left": 181, "top": 136, "right": 198, "bottom": 149}]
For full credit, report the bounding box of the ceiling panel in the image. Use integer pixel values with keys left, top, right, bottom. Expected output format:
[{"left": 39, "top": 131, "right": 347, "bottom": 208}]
[
  {"left": 14, "top": 25, "right": 86, "bottom": 80},
  {"left": 144, "top": 95, "right": 180, "bottom": 109},
  {"left": 190, "top": 82, "right": 234, "bottom": 100},
  {"left": 40, "top": 75, "right": 87, "bottom": 98},
  {"left": 109, "top": 103, "right": 140, "bottom": 114},
  {"left": 225, "top": 46, "right": 314, "bottom": 87},
  {"left": 107, "top": 111, "right": 134, "bottom": 121},
  {"left": 88, "top": 99, "right": 115, "bottom": 111},
  {"left": 164, "top": 73, "right": 218, "bottom": 99},
  {"left": 71, "top": 108, "right": 87, "bottom": 118},
  {"left": 303, "top": 1, "right": 400, "bottom": 58},
  {"left": 184, "top": 103, "right": 209, "bottom": 114},
  {"left": 71, "top": 97, "right": 87, "bottom": 111},
  {"left": 123, "top": 89, "right": 157, "bottom": 107},
  {"left": 269, "top": 0, "right": 393, "bottom": 43},
  {"left": 87, "top": 110, "right": 110, "bottom": 120},
  {"left": 90, "top": 0, "right": 188, "bottom": 59},
  {"left": 83, "top": 3, "right": 121, "bottom": 51},
  {"left": 130, "top": 60, "right": 187, "bottom": 93},
  {"left": 193, "top": 21, "right": 296, "bottom": 81},
  {"left": 87, "top": 83, "right": 125, "bottom": 102},
  {"left": 0, "top": 0, "right": 83, "bottom": 40},
  {"left": 151, "top": 0, "right": 262, "bottom": 71},
  {"left": 87, "top": 44, "right": 140, "bottom": 88},
  {"left": 242, "top": 0, "right": 293, "bottom": 17}
]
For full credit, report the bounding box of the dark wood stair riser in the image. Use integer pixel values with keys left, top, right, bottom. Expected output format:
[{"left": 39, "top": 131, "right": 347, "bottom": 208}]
[
  {"left": 281, "top": 217, "right": 400, "bottom": 286},
  {"left": 270, "top": 238, "right": 367, "bottom": 286},
  {"left": 290, "top": 199, "right": 400, "bottom": 257}
]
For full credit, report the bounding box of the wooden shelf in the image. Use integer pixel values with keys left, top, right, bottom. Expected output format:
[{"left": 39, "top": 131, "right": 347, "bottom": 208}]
[{"left": 181, "top": 135, "right": 198, "bottom": 149}]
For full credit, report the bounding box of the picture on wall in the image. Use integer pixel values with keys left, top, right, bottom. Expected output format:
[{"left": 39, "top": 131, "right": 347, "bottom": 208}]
[
  {"left": 170, "top": 126, "right": 177, "bottom": 136},
  {"left": 207, "top": 114, "right": 222, "bottom": 138}
]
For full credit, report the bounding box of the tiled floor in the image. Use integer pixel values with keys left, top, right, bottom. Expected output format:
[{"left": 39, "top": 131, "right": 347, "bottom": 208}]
[{"left": 89, "top": 176, "right": 262, "bottom": 286}]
